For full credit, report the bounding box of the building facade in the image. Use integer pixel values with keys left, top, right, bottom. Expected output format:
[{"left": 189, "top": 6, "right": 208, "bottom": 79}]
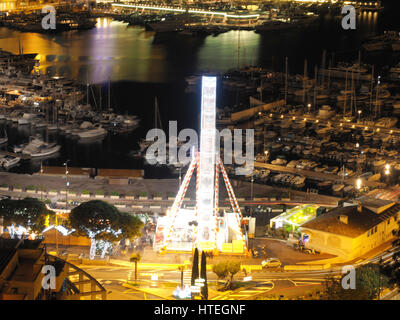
[{"left": 300, "top": 199, "right": 400, "bottom": 261}]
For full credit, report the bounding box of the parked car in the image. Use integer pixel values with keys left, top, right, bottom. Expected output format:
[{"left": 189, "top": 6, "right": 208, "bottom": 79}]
[
  {"left": 261, "top": 258, "right": 282, "bottom": 268},
  {"left": 302, "top": 248, "right": 320, "bottom": 255}
]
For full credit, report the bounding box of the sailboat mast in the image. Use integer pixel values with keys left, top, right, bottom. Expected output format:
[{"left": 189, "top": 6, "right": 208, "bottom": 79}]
[
  {"left": 237, "top": 28, "right": 240, "bottom": 70},
  {"left": 154, "top": 97, "right": 158, "bottom": 129},
  {"left": 369, "top": 65, "right": 374, "bottom": 117},
  {"left": 313, "top": 65, "right": 317, "bottom": 109},
  {"left": 344, "top": 70, "right": 348, "bottom": 117},
  {"left": 99, "top": 85, "right": 102, "bottom": 111},
  {"left": 108, "top": 78, "right": 111, "bottom": 110},
  {"left": 285, "top": 56, "right": 288, "bottom": 104},
  {"left": 303, "top": 59, "right": 307, "bottom": 104},
  {"left": 86, "top": 69, "right": 89, "bottom": 106}
]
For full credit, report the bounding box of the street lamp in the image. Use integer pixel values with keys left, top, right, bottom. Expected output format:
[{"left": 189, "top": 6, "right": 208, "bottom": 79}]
[
  {"left": 356, "top": 178, "right": 362, "bottom": 190},
  {"left": 64, "top": 160, "right": 70, "bottom": 207},
  {"left": 307, "top": 103, "right": 311, "bottom": 114},
  {"left": 250, "top": 175, "right": 254, "bottom": 217},
  {"left": 385, "top": 164, "right": 390, "bottom": 176},
  {"left": 358, "top": 110, "right": 362, "bottom": 122},
  {"left": 40, "top": 161, "right": 43, "bottom": 201}
]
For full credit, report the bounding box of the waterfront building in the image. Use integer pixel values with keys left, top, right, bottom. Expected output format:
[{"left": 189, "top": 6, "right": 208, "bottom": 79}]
[{"left": 300, "top": 198, "right": 400, "bottom": 261}]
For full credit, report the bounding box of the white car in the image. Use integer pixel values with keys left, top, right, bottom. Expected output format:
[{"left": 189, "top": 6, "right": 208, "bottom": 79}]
[{"left": 261, "top": 258, "right": 282, "bottom": 268}]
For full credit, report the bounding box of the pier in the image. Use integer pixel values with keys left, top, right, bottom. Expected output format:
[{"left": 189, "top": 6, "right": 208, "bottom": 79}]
[{"left": 254, "top": 162, "right": 386, "bottom": 188}]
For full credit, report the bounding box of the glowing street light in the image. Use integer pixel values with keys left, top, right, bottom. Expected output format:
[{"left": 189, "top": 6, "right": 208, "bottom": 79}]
[
  {"left": 356, "top": 178, "right": 362, "bottom": 190},
  {"left": 358, "top": 110, "right": 362, "bottom": 122},
  {"left": 385, "top": 164, "right": 390, "bottom": 175}
]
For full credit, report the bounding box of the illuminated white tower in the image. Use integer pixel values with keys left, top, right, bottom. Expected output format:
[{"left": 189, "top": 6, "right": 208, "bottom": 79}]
[{"left": 196, "top": 76, "right": 217, "bottom": 249}]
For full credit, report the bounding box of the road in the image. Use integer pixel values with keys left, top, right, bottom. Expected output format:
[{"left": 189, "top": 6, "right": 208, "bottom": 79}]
[
  {"left": 80, "top": 265, "right": 336, "bottom": 300},
  {"left": 79, "top": 244, "right": 399, "bottom": 300}
]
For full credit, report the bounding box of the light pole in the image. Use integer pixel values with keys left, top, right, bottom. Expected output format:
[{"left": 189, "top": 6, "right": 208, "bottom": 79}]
[
  {"left": 356, "top": 178, "right": 362, "bottom": 192},
  {"left": 64, "top": 160, "right": 70, "bottom": 207},
  {"left": 307, "top": 103, "right": 311, "bottom": 114},
  {"left": 250, "top": 175, "right": 254, "bottom": 217},
  {"left": 40, "top": 161, "right": 43, "bottom": 201},
  {"left": 358, "top": 110, "right": 362, "bottom": 122},
  {"left": 179, "top": 166, "right": 182, "bottom": 188},
  {"left": 59, "top": 160, "right": 69, "bottom": 256}
]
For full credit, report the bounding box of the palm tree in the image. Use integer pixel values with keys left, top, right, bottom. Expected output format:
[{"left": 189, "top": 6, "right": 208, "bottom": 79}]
[{"left": 130, "top": 253, "right": 141, "bottom": 282}]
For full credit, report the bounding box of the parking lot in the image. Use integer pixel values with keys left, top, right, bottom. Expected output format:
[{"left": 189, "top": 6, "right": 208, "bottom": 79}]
[{"left": 248, "top": 238, "right": 335, "bottom": 265}]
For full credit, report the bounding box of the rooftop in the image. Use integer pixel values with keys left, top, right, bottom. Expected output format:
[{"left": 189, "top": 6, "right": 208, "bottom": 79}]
[{"left": 301, "top": 203, "right": 400, "bottom": 238}]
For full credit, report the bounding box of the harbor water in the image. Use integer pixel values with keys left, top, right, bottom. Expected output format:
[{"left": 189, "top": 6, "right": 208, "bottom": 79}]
[{"left": 0, "top": 3, "right": 399, "bottom": 177}]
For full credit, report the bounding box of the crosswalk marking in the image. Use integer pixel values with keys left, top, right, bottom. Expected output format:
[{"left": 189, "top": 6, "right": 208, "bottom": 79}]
[{"left": 293, "top": 281, "right": 322, "bottom": 286}]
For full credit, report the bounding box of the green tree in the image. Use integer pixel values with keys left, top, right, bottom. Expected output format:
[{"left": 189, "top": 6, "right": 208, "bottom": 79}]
[
  {"left": 0, "top": 198, "right": 53, "bottom": 234},
  {"left": 226, "top": 261, "right": 241, "bottom": 290},
  {"left": 323, "top": 264, "right": 390, "bottom": 300},
  {"left": 191, "top": 248, "right": 199, "bottom": 286},
  {"left": 130, "top": 253, "right": 141, "bottom": 282},
  {"left": 200, "top": 251, "right": 208, "bottom": 300},
  {"left": 212, "top": 262, "right": 229, "bottom": 289},
  {"left": 212, "top": 261, "right": 241, "bottom": 290},
  {"left": 69, "top": 200, "right": 143, "bottom": 259},
  {"left": 381, "top": 221, "right": 400, "bottom": 287}
]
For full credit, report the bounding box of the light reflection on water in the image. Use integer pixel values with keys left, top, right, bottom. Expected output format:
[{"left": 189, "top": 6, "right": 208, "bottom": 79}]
[{"left": 0, "top": 12, "right": 385, "bottom": 85}]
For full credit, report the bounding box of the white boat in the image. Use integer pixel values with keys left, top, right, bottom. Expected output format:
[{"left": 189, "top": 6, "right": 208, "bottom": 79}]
[
  {"left": 332, "top": 184, "right": 345, "bottom": 194},
  {"left": 292, "top": 175, "right": 306, "bottom": 188},
  {"left": 77, "top": 125, "right": 107, "bottom": 140},
  {"left": 0, "top": 130, "right": 7, "bottom": 144},
  {"left": 319, "top": 64, "right": 372, "bottom": 81},
  {"left": 1, "top": 156, "right": 20, "bottom": 168},
  {"left": 13, "top": 143, "right": 27, "bottom": 153},
  {"left": 317, "top": 105, "right": 336, "bottom": 119},
  {"left": 376, "top": 117, "right": 397, "bottom": 128},
  {"left": 22, "top": 138, "right": 61, "bottom": 158},
  {"left": 18, "top": 113, "right": 36, "bottom": 125}
]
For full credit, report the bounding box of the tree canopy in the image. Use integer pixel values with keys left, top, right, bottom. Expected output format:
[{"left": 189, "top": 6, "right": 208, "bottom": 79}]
[
  {"left": 212, "top": 261, "right": 241, "bottom": 290},
  {"left": 69, "top": 200, "right": 143, "bottom": 241},
  {"left": 323, "top": 264, "right": 391, "bottom": 300},
  {"left": 0, "top": 198, "right": 54, "bottom": 233},
  {"left": 381, "top": 221, "right": 400, "bottom": 287}
]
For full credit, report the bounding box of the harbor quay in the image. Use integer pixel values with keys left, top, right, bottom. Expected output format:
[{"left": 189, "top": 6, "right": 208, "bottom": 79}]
[{"left": 0, "top": 170, "right": 341, "bottom": 213}]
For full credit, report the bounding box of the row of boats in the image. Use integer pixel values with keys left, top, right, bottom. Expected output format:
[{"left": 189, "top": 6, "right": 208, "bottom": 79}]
[
  {"left": 362, "top": 31, "right": 400, "bottom": 52},
  {"left": 0, "top": 11, "right": 97, "bottom": 33}
]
